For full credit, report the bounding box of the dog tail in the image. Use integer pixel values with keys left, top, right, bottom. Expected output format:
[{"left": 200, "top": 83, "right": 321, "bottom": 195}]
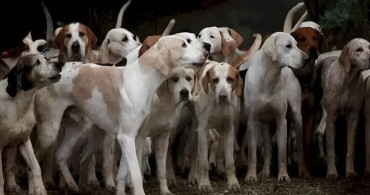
[
  {"left": 162, "top": 19, "right": 176, "bottom": 36},
  {"left": 230, "top": 34, "right": 262, "bottom": 69},
  {"left": 283, "top": 2, "right": 306, "bottom": 33},
  {"left": 116, "top": 0, "right": 132, "bottom": 28},
  {"left": 291, "top": 11, "right": 308, "bottom": 32},
  {"left": 41, "top": 2, "right": 55, "bottom": 44}
]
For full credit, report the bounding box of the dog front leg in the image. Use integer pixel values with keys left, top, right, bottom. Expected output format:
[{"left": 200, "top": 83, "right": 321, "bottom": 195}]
[
  {"left": 245, "top": 119, "right": 258, "bottom": 184},
  {"left": 365, "top": 102, "right": 370, "bottom": 176},
  {"left": 223, "top": 123, "right": 239, "bottom": 190},
  {"left": 102, "top": 133, "right": 117, "bottom": 192},
  {"left": 291, "top": 107, "right": 309, "bottom": 177},
  {"left": 316, "top": 106, "right": 327, "bottom": 160},
  {"left": 198, "top": 125, "right": 212, "bottom": 191},
  {"left": 166, "top": 129, "right": 176, "bottom": 186},
  {"left": 276, "top": 117, "right": 290, "bottom": 183},
  {"left": 259, "top": 124, "right": 271, "bottom": 180},
  {"left": 4, "top": 147, "right": 21, "bottom": 193},
  {"left": 18, "top": 139, "right": 47, "bottom": 195},
  {"left": 346, "top": 113, "right": 359, "bottom": 177},
  {"left": 0, "top": 149, "right": 4, "bottom": 195},
  {"left": 153, "top": 130, "right": 172, "bottom": 195},
  {"left": 325, "top": 112, "right": 338, "bottom": 179}
]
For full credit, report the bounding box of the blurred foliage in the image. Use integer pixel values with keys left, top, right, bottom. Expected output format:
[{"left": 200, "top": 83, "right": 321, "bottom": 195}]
[{"left": 312, "top": 0, "right": 370, "bottom": 50}]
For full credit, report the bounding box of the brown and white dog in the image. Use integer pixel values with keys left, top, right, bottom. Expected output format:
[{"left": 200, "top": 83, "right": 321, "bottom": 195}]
[
  {"left": 0, "top": 54, "right": 62, "bottom": 195},
  {"left": 55, "top": 22, "right": 97, "bottom": 63}
]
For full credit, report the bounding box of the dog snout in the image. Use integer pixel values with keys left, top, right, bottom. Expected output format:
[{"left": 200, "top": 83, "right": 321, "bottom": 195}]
[
  {"left": 71, "top": 41, "right": 80, "bottom": 50},
  {"left": 218, "top": 89, "right": 228, "bottom": 103},
  {"left": 55, "top": 62, "right": 64, "bottom": 72},
  {"left": 309, "top": 47, "right": 318, "bottom": 59},
  {"left": 203, "top": 42, "right": 211, "bottom": 52},
  {"left": 180, "top": 89, "right": 189, "bottom": 99}
]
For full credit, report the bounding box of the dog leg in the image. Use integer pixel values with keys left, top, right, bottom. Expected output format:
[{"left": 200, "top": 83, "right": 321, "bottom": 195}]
[
  {"left": 102, "top": 133, "right": 117, "bottom": 192},
  {"left": 198, "top": 125, "right": 212, "bottom": 192},
  {"left": 0, "top": 149, "right": 4, "bottom": 195},
  {"left": 259, "top": 124, "right": 271, "bottom": 181},
  {"left": 166, "top": 130, "right": 176, "bottom": 186},
  {"left": 245, "top": 119, "right": 258, "bottom": 184},
  {"left": 153, "top": 130, "right": 172, "bottom": 195},
  {"left": 187, "top": 134, "right": 199, "bottom": 185},
  {"left": 276, "top": 117, "right": 290, "bottom": 183},
  {"left": 346, "top": 113, "right": 358, "bottom": 178},
  {"left": 291, "top": 107, "right": 309, "bottom": 177},
  {"left": 42, "top": 144, "right": 56, "bottom": 189},
  {"left": 365, "top": 105, "right": 370, "bottom": 176},
  {"left": 4, "top": 147, "right": 21, "bottom": 193},
  {"left": 18, "top": 139, "right": 47, "bottom": 195},
  {"left": 223, "top": 123, "right": 239, "bottom": 190},
  {"left": 86, "top": 156, "right": 100, "bottom": 189},
  {"left": 325, "top": 113, "right": 338, "bottom": 179},
  {"left": 316, "top": 106, "right": 327, "bottom": 160},
  {"left": 117, "top": 131, "right": 145, "bottom": 195}
]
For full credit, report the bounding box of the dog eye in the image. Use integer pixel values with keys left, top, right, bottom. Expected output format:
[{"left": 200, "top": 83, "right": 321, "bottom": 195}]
[
  {"left": 79, "top": 32, "right": 85, "bottom": 37},
  {"left": 186, "top": 39, "right": 191, "bottom": 44},
  {"left": 198, "top": 34, "right": 202, "bottom": 38},
  {"left": 210, "top": 35, "right": 215, "bottom": 39},
  {"left": 356, "top": 48, "right": 364, "bottom": 52},
  {"left": 182, "top": 41, "right": 187, "bottom": 48},
  {"left": 226, "top": 77, "right": 234, "bottom": 83},
  {"left": 298, "top": 37, "right": 306, "bottom": 42},
  {"left": 286, "top": 44, "right": 292, "bottom": 49},
  {"left": 35, "top": 59, "right": 41, "bottom": 66},
  {"left": 313, "top": 36, "right": 318, "bottom": 41},
  {"left": 66, "top": 33, "right": 72, "bottom": 39},
  {"left": 172, "top": 77, "right": 179, "bottom": 83},
  {"left": 212, "top": 78, "right": 219, "bottom": 84},
  {"left": 122, "top": 36, "right": 128, "bottom": 42},
  {"left": 186, "top": 76, "right": 192, "bottom": 81}
]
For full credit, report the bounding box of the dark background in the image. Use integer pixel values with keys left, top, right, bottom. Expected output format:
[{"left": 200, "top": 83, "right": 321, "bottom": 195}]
[{"left": 0, "top": 0, "right": 303, "bottom": 51}]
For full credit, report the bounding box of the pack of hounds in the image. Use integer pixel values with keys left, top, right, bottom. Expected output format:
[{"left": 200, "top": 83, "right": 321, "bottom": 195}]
[{"left": 0, "top": 1, "right": 369, "bottom": 195}]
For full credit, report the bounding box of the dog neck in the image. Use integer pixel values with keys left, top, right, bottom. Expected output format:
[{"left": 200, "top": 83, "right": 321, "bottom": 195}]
[{"left": 257, "top": 54, "right": 285, "bottom": 91}]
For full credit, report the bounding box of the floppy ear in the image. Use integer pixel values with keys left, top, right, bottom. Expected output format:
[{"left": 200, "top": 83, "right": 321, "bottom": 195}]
[
  {"left": 84, "top": 26, "right": 97, "bottom": 48},
  {"left": 5, "top": 67, "right": 21, "bottom": 97},
  {"left": 155, "top": 47, "right": 170, "bottom": 76},
  {"left": 97, "top": 38, "right": 110, "bottom": 63},
  {"left": 220, "top": 31, "right": 237, "bottom": 57},
  {"left": 235, "top": 71, "right": 243, "bottom": 97},
  {"left": 228, "top": 28, "right": 243, "bottom": 48},
  {"left": 139, "top": 35, "right": 161, "bottom": 57},
  {"left": 339, "top": 45, "right": 351, "bottom": 72},
  {"left": 201, "top": 71, "right": 209, "bottom": 94},
  {"left": 55, "top": 27, "right": 65, "bottom": 50},
  {"left": 261, "top": 35, "right": 278, "bottom": 61}
]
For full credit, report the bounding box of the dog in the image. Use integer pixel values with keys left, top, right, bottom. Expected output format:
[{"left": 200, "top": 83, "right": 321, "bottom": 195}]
[
  {"left": 33, "top": 35, "right": 209, "bottom": 194},
  {"left": 316, "top": 38, "right": 370, "bottom": 178},
  {"left": 55, "top": 22, "right": 97, "bottom": 63},
  {"left": 243, "top": 32, "right": 308, "bottom": 183},
  {"left": 190, "top": 61, "right": 242, "bottom": 191},
  {"left": 0, "top": 54, "right": 62, "bottom": 195}
]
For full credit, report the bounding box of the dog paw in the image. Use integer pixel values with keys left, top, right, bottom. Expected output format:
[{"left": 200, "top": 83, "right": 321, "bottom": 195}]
[
  {"left": 44, "top": 181, "right": 56, "bottom": 190},
  {"left": 168, "top": 178, "right": 176, "bottom": 186},
  {"left": 31, "top": 186, "right": 47, "bottom": 195},
  {"left": 299, "top": 168, "right": 310, "bottom": 178},
  {"left": 199, "top": 183, "right": 213, "bottom": 192},
  {"left": 258, "top": 171, "right": 270, "bottom": 181},
  {"left": 278, "top": 174, "right": 290, "bottom": 184},
  {"left": 327, "top": 172, "right": 338, "bottom": 180},
  {"left": 87, "top": 179, "right": 100, "bottom": 189},
  {"left": 104, "top": 183, "right": 116, "bottom": 193},
  {"left": 346, "top": 171, "right": 357, "bottom": 178},
  {"left": 5, "top": 184, "right": 21, "bottom": 193},
  {"left": 364, "top": 169, "right": 370, "bottom": 177},
  {"left": 188, "top": 175, "right": 198, "bottom": 186},
  {"left": 245, "top": 174, "right": 258, "bottom": 184},
  {"left": 228, "top": 182, "right": 240, "bottom": 190},
  {"left": 160, "top": 190, "right": 173, "bottom": 195}
]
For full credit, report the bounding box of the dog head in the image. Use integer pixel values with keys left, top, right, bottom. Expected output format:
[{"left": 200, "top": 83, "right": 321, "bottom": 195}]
[
  {"left": 339, "top": 38, "right": 370, "bottom": 72},
  {"left": 201, "top": 61, "right": 243, "bottom": 104},
  {"left": 4, "top": 54, "right": 63, "bottom": 97},
  {"left": 167, "top": 67, "right": 196, "bottom": 103},
  {"left": 175, "top": 32, "right": 211, "bottom": 53},
  {"left": 262, "top": 32, "right": 307, "bottom": 69},
  {"left": 98, "top": 28, "right": 141, "bottom": 64},
  {"left": 197, "top": 27, "right": 242, "bottom": 57},
  {"left": 291, "top": 22, "right": 324, "bottom": 59},
  {"left": 55, "top": 23, "right": 97, "bottom": 62},
  {"left": 142, "top": 36, "right": 209, "bottom": 76}
]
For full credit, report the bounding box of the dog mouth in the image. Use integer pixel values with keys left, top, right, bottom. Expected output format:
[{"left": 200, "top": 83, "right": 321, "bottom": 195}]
[{"left": 49, "top": 74, "right": 61, "bottom": 82}]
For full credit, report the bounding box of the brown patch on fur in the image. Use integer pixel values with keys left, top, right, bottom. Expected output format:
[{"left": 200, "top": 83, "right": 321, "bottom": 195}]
[
  {"left": 291, "top": 27, "right": 323, "bottom": 58},
  {"left": 227, "top": 65, "right": 243, "bottom": 97},
  {"left": 70, "top": 65, "right": 123, "bottom": 120},
  {"left": 139, "top": 35, "right": 161, "bottom": 57},
  {"left": 78, "top": 24, "right": 97, "bottom": 50}
]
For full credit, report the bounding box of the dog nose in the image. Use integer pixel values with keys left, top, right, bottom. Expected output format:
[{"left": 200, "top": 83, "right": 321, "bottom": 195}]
[
  {"left": 55, "top": 62, "right": 64, "bottom": 71},
  {"left": 309, "top": 47, "right": 318, "bottom": 59},
  {"left": 219, "top": 94, "right": 227, "bottom": 102},
  {"left": 72, "top": 41, "right": 80, "bottom": 50},
  {"left": 203, "top": 42, "right": 211, "bottom": 52},
  {"left": 180, "top": 89, "right": 189, "bottom": 99}
]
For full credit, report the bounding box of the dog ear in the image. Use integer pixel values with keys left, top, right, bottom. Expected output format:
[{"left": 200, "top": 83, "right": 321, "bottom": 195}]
[
  {"left": 228, "top": 28, "right": 243, "bottom": 48},
  {"left": 5, "top": 57, "right": 33, "bottom": 97},
  {"left": 55, "top": 27, "right": 65, "bottom": 50},
  {"left": 139, "top": 35, "right": 161, "bottom": 57},
  {"left": 261, "top": 35, "right": 278, "bottom": 61},
  {"left": 5, "top": 66, "right": 21, "bottom": 97},
  {"left": 235, "top": 70, "right": 243, "bottom": 97},
  {"left": 220, "top": 31, "right": 238, "bottom": 57},
  {"left": 84, "top": 25, "right": 97, "bottom": 48},
  {"left": 339, "top": 45, "right": 351, "bottom": 72},
  {"left": 201, "top": 70, "right": 210, "bottom": 94},
  {"left": 155, "top": 47, "right": 170, "bottom": 76},
  {"left": 97, "top": 38, "right": 110, "bottom": 63}
]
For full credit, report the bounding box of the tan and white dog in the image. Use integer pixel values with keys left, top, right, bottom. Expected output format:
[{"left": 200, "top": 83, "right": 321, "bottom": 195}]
[
  {"left": 33, "top": 35, "right": 209, "bottom": 195},
  {"left": 0, "top": 54, "right": 62, "bottom": 195},
  {"left": 243, "top": 32, "right": 308, "bottom": 183}
]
